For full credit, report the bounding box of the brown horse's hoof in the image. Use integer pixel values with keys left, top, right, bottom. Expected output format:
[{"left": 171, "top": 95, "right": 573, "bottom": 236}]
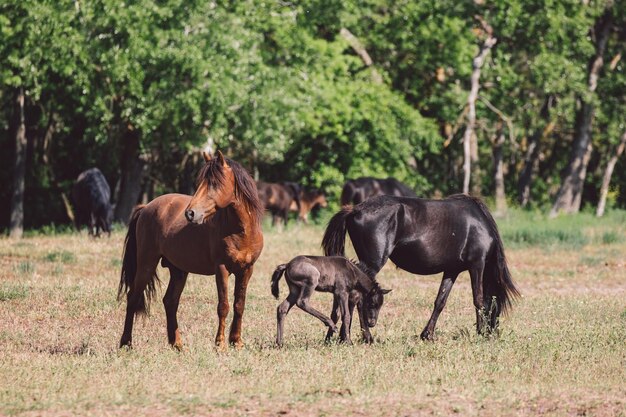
[
  {"left": 171, "top": 341, "right": 184, "bottom": 352},
  {"left": 230, "top": 340, "right": 245, "bottom": 350},
  {"left": 215, "top": 340, "right": 228, "bottom": 352}
]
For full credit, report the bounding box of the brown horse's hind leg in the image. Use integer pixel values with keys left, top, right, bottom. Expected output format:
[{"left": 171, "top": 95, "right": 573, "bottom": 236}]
[
  {"left": 229, "top": 266, "right": 254, "bottom": 348},
  {"left": 215, "top": 264, "right": 230, "bottom": 350},
  {"left": 420, "top": 271, "right": 459, "bottom": 341},
  {"left": 163, "top": 266, "right": 188, "bottom": 350},
  {"left": 119, "top": 257, "right": 160, "bottom": 348}
]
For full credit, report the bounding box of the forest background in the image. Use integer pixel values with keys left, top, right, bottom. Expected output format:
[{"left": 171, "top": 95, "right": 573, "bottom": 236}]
[{"left": 1, "top": 0, "right": 625, "bottom": 235}]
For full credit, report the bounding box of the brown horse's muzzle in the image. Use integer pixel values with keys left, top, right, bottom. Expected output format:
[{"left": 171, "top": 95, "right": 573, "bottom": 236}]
[{"left": 185, "top": 200, "right": 216, "bottom": 224}]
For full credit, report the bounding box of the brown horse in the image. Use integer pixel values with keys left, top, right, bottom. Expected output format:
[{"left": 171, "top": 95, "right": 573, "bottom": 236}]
[
  {"left": 290, "top": 188, "right": 328, "bottom": 223},
  {"left": 257, "top": 181, "right": 299, "bottom": 226},
  {"left": 117, "top": 151, "right": 264, "bottom": 350}
]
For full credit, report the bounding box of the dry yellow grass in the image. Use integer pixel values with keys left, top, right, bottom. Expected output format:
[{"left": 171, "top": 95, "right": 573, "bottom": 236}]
[{"left": 1, "top": 218, "right": 625, "bottom": 416}]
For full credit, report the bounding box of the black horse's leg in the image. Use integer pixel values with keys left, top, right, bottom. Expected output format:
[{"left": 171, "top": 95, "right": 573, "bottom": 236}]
[
  {"left": 420, "top": 271, "right": 459, "bottom": 341},
  {"left": 276, "top": 287, "right": 298, "bottom": 347},
  {"left": 469, "top": 261, "right": 487, "bottom": 336},
  {"left": 163, "top": 266, "right": 188, "bottom": 350},
  {"left": 325, "top": 296, "right": 340, "bottom": 342}
]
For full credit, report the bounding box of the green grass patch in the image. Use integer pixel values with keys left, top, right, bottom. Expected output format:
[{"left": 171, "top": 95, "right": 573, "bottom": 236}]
[
  {"left": 44, "top": 250, "right": 76, "bottom": 263},
  {"left": 13, "top": 261, "right": 35, "bottom": 276},
  {"left": 0, "top": 284, "right": 29, "bottom": 301}
]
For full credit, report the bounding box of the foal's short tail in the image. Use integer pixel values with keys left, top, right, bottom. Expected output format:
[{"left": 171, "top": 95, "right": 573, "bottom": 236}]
[
  {"left": 321, "top": 207, "right": 352, "bottom": 256},
  {"left": 117, "top": 205, "right": 157, "bottom": 316},
  {"left": 271, "top": 264, "right": 287, "bottom": 299},
  {"left": 470, "top": 197, "right": 521, "bottom": 319}
]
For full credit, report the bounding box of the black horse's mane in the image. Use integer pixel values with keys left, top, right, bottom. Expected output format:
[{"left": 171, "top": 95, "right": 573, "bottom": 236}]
[{"left": 196, "top": 156, "right": 264, "bottom": 222}]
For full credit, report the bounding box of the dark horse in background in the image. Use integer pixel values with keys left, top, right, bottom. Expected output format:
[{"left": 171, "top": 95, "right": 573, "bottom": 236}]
[
  {"left": 322, "top": 194, "right": 519, "bottom": 340},
  {"left": 340, "top": 177, "right": 417, "bottom": 206},
  {"left": 71, "top": 167, "right": 113, "bottom": 237},
  {"left": 118, "top": 151, "right": 264, "bottom": 350},
  {"left": 257, "top": 181, "right": 301, "bottom": 226}
]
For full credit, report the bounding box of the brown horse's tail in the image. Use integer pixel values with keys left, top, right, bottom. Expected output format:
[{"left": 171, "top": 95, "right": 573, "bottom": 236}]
[
  {"left": 117, "top": 205, "right": 156, "bottom": 316},
  {"left": 469, "top": 197, "right": 521, "bottom": 327},
  {"left": 271, "top": 264, "right": 287, "bottom": 299},
  {"left": 321, "top": 207, "right": 353, "bottom": 256}
]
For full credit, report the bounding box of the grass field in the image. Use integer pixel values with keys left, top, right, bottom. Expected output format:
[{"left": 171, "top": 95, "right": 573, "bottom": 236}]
[{"left": 1, "top": 211, "right": 625, "bottom": 416}]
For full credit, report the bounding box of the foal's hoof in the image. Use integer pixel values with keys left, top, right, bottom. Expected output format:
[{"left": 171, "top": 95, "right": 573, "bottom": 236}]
[{"left": 362, "top": 334, "right": 374, "bottom": 344}]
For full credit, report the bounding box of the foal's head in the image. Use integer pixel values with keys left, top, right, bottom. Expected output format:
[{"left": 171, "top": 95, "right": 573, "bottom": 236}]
[
  {"left": 362, "top": 284, "right": 391, "bottom": 328},
  {"left": 185, "top": 151, "right": 236, "bottom": 224}
]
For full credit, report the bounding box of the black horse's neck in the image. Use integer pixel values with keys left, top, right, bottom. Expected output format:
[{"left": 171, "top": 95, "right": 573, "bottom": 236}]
[{"left": 352, "top": 262, "right": 377, "bottom": 293}]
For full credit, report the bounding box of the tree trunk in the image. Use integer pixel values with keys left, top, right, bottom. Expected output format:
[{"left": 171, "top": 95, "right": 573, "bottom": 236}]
[
  {"left": 492, "top": 127, "right": 507, "bottom": 216},
  {"left": 339, "top": 28, "right": 382, "bottom": 84},
  {"left": 114, "top": 129, "right": 145, "bottom": 224},
  {"left": 550, "top": 10, "right": 612, "bottom": 217},
  {"left": 462, "top": 32, "right": 496, "bottom": 194},
  {"left": 9, "top": 88, "right": 27, "bottom": 238},
  {"left": 596, "top": 131, "right": 626, "bottom": 217}
]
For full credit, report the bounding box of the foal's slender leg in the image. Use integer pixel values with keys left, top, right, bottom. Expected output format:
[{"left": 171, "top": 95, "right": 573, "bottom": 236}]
[
  {"left": 229, "top": 266, "right": 254, "bottom": 348},
  {"left": 356, "top": 301, "right": 374, "bottom": 344},
  {"left": 163, "top": 267, "right": 188, "bottom": 350},
  {"left": 215, "top": 264, "right": 230, "bottom": 350},
  {"left": 325, "top": 296, "right": 340, "bottom": 342},
  {"left": 469, "top": 261, "right": 487, "bottom": 335},
  {"left": 276, "top": 287, "right": 299, "bottom": 347},
  {"left": 338, "top": 292, "right": 353, "bottom": 345},
  {"left": 420, "top": 271, "right": 459, "bottom": 341},
  {"left": 296, "top": 285, "right": 337, "bottom": 332}
]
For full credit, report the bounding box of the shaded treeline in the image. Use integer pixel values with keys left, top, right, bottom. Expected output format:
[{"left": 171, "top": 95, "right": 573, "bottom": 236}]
[{"left": 1, "top": 0, "right": 625, "bottom": 234}]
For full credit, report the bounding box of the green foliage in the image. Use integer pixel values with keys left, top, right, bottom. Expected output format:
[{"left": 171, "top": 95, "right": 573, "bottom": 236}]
[{"left": 0, "top": 0, "right": 625, "bottom": 230}]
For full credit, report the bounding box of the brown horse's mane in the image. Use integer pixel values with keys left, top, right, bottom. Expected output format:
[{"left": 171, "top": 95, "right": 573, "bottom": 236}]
[{"left": 196, "top": 157, "right": 264, "bottom": 223}]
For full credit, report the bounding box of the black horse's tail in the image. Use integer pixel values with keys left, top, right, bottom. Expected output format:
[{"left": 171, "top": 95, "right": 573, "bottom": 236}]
[
  {"left": 469, "top": 197, "right": 520, "bottom": 322},
  {"left": 321, "top": 207, "right": 353, "bottom": 256},
  {"left": 271, "top": 264, "right": 288, "bottom": 299},
  {"left": 117, "top": 205, "right": 157, "bottom": 316}
]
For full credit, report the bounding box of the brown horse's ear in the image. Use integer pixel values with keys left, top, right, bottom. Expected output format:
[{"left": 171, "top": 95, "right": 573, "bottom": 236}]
[
  {"left": 202, "top": 151, "right": 211, "bottom": 162},
  {"left": 216, "top": 150, "right": 227, "bottom": 167},
  {"left": 381, "top": 288, "right": 392, "bottom": 294}
]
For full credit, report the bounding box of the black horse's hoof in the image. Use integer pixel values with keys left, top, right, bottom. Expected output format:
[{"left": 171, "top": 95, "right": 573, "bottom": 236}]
[{"left": 420, "top": 330, "right": 434, "bottom": 341}]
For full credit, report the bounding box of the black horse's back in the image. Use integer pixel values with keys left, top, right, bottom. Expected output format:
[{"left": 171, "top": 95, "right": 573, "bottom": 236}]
[{"left": 72, "top": 167, "right": 113, "bottom": 236}]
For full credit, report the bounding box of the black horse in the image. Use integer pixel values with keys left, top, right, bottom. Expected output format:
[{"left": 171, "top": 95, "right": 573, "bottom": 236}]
[
  {"left": 322, "top": 194, "right": 519, "bottom": 340},
  {"left": 72, "top": 168, "right": 113, "bottom": 237},
  {"left": 340, "top": 177, "right": 417, "bottom": 206}
]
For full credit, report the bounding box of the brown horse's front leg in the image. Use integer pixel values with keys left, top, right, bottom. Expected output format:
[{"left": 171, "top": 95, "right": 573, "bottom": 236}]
[
  {"left": 215, "top": 264, "right": 230, "bottom": 350},
  {"left": 229, "top": 266, "right": 254, "bottom": 348}
]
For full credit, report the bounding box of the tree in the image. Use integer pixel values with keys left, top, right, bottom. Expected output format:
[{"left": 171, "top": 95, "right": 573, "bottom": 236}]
[{"left": 550, "top": 7, "right": 613, "bottom": 217}]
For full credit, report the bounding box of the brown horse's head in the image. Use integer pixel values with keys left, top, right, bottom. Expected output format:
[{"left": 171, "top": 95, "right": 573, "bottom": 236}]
[{"left": 185, "top": 151, "right": 236, "bottom": 224}]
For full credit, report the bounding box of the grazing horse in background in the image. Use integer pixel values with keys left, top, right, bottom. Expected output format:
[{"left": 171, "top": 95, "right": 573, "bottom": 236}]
[
  {"left": 322, "top": 194, "right": 520, "bottom": 340},
  {"left": 290, "top": 188, "right": 328, "bottom": 223},
  {"left": 257, "top": 181, "right": 300, "bottom": 226},
  {"left": 72, "top": 167, "right": 113, "bottom": 237},
  {"left": 340, "top": 177, "right": 417, "bottom": 206},
  {"left": 117, "top": 151, "right": 263, "bottom": 350}
]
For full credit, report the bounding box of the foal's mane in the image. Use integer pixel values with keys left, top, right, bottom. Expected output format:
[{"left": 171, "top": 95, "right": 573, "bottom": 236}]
[
  {"left": 196, "top": 157, "right": 264, "bottom": 223},
  {"left": 348, "top": 259, "right": 383, "bottom": 293}
]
